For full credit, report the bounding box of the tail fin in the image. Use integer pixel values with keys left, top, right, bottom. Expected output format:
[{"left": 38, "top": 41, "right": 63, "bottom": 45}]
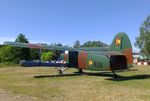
[{"left": 110, "top": 32, "right": 133, "bottom": 66}]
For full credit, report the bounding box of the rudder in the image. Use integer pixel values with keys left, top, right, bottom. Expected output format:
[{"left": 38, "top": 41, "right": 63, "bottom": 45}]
[{"left": 110, "top": 32, "right": 133, "bottom": 67}]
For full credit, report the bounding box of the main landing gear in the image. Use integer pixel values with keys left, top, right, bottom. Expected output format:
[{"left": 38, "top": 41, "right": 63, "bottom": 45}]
[
  {"left": 56, "top": 67, "right": 68, "bottom": 75},
  {"left": 112, "top": 70, "right": 118, "bottom": 79},
  {"left": 78, "top": 68, "right": 83, "bottom": 73}
]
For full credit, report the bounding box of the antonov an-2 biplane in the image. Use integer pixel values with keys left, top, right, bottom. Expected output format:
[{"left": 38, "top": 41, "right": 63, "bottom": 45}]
[{"left": 4, "top": 32, "right": 133, "bottom": 78}]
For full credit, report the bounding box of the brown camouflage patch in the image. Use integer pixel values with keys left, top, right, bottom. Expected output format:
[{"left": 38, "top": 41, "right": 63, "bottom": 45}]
[
  {"left": 78, "top": 51, "right": 87, "bottom": 69},
  {"left": 64, "top": 54, "right": 68, "bottom": 62},
  {"left": 124, "top": 48, "right": 133, "bottom": 64}
]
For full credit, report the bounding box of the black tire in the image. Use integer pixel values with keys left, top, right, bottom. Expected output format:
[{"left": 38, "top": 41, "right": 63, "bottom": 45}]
[
  {"left": 79, "top": 68, "right": 83, "bottom": 73},
  {"left": 113, "top": 74, "right": 117, "bottom": 78},
  {"left": 58, "top": 69, "right": 63, "bottom": 75}
]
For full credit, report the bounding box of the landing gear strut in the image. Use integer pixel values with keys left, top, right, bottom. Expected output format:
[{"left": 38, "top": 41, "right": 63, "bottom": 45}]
[
  {"left": 112, "top": 70, "right": 117, "bottom": 78},
  {"left": 57, "top": 69, "right": 63, "bottom": 75},
  {"left": 79, "top": 68, "right": 83, "bottom": 73},
  {"left": 56, "top": 67, "right": 68, "bottom": 75}
]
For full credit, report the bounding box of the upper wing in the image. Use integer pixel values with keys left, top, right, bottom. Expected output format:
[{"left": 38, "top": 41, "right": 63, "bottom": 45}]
[{"left": 3, "top": 41, "right": 78, "bottom": 51}]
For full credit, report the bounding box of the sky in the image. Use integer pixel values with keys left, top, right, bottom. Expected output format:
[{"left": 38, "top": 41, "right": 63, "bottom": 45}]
[{"left": 0, "top": 0, "right": 150, "bottom": 51}]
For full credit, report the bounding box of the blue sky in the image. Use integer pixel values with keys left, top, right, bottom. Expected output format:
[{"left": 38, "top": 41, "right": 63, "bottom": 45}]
[{"left": 0, "top": 0, "right": 150, "bottom": 51}]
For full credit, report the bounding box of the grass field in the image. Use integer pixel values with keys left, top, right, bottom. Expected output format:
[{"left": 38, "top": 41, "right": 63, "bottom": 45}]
[{"left": 0, "top": 65, "right": 150, "bottom": 101}]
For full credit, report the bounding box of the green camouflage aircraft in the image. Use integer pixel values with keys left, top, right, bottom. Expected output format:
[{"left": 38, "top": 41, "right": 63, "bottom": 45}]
[{"left": 4, "top": 32, "right": 133, "bottom": 78}]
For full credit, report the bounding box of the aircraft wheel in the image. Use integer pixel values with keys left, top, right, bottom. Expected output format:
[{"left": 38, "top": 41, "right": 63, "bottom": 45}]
[
  {"left": 79, "top": 68, "right": 83, "bottom": 73},
  {"left": 113, "top": 74, "right": 117, "bottom": 78}
]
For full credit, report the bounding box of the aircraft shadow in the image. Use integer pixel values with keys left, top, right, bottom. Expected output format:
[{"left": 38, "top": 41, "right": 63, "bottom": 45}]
[
  {"left": 106, "top": 74, "right": 150, "bottom": 81},
  {"left": 34, "top": 68, "right": 138, "bottom": 79},
  {"left": 34, "top": 72, "right": 150, "bottom": 81},
  {"left": 34, "top": 73, "right": 83, "bottom": 78},
  {"left": 34, "top": 72, "right": 116, "bottom": 78}
]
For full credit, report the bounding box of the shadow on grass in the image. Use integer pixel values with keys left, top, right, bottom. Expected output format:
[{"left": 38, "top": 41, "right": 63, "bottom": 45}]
[
  {"left": 34, "top": 73, "right": 83, "bottom": 78},
  {"left": 34, "top": 72, "right": 113, "bottom": 78},
  {"left": 34, "top": 71, "right": 150, "bottom": 81},
  {"left": 34, "top": 68, "right": 137, "bottom": 78},
  {"left": 106, "top": 74, "right": 150, "bottom": 81}
]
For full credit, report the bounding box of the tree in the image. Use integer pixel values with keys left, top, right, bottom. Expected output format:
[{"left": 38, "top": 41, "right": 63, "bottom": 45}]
[
  {"left": 15, "top": 34, "right": 29, "bottom": 43},
  {"left": 52, "top": 43, "right": 63, "bottom": 60},
  {"left": 82, "top": 41, "right": 92, "bottom": 47},
  {"left": 41, "top": 52, "right": 46, "bottom": 62},
  {"left": 41, "top": 43, "right": 62, "bottom": 61},
  {"left": 82, "top": 41, "right": 108, "bottom": 47},
  {"left": 30, "top": 49, "right": 40, "bottom": 60},
  {"left": 41, "top": 51, "right": 53, "bottom": 62},
  {"left": 15, "top": 33, "right": 31, "bottom": 60},
  {"left": 74, "top": 40, "right": 80, "bottom": 48},
  {"left": 135, "top": 16, "right": 150, "bottom": 56},
  {"left": 0, "top": 46, "right": 18, "bottom": 63}
]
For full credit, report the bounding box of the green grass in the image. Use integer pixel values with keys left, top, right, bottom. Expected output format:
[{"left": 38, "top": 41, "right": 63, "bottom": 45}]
[
  {"left": 0, "top": 65, "right": 150, "bottom": 101},
  {"left": 0, "top": 62, "right": 20, "bottom": 68}
]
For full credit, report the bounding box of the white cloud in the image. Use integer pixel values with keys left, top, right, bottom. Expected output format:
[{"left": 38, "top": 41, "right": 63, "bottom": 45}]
[{"left": 0, "top": 37, "right": 15, "bottom": 45}]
